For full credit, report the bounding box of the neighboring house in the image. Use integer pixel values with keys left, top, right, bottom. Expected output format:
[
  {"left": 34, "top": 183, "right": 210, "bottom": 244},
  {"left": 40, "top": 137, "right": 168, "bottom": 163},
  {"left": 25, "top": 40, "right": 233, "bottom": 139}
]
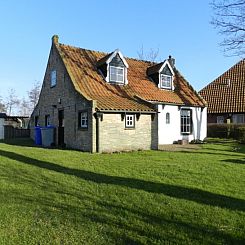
[
  {"left": 30, "top": 35, "right": 207, "bottom": 152},
  {"left": 0, "top": 113, "right": 6, "bottom": 140},
  {"left": 0, "top": 113, "right": 29, "bottom": 140},
  {"left": 199, "top": 59, "right": 245, "bottom": 124}
]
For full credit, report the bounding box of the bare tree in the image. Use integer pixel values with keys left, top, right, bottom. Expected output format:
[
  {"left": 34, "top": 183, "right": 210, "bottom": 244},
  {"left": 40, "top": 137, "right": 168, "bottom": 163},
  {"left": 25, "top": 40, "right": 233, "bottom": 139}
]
[
  {"left": 28, "top": 82, "right": 41, "bottom": 111},
  {"left": 18, "top": 97, "right": 31, "bottom": 116},
  {"left": 211, "top": 0, "right": 245, "bottom": 56},
  {"left": 5, "top": 89, "right": 20, "bottom": 115},
  {"left": 137, "top": 45, "right": 160, "bottom": 62},
  {"left": 0, "top": 96, "right": 6, "bottom": 112}
]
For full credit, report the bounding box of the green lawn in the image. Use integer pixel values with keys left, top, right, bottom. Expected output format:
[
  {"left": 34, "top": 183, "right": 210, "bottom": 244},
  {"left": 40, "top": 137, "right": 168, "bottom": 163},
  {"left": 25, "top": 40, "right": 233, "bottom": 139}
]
[{"left": 0, "top": 138, "right": 244, "bottom": 244}]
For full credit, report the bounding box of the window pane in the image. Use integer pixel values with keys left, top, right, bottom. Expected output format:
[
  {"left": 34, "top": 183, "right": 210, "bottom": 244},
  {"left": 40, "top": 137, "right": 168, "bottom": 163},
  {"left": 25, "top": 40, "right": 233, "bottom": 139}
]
[
  {"left": 51, "top": 70, "right": 56, "bottom": 87},
  {"left": 166, "top": 113, "right": 170, "bottom": 124},
  {"left": 126, "top": 114, "right": 135, "bottom": 128},
  {"left": 110, "top": 66, "right": 124, "bottom": 83},
  {"left": 80, "top": 112, "right": 88, "bottom": 128},
  {"left": 180, "top": 109, "right": 192, "bottom": 134},
  {"left": 161, "top": 75, "right": 172, "bottom": 88}
]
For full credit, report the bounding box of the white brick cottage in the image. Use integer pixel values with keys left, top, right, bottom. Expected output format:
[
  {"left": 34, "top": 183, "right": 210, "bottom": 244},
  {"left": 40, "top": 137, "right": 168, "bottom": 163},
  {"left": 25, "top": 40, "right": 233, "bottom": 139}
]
[{"left": 31, "top": 36, "right": 207, "bottom": 152}]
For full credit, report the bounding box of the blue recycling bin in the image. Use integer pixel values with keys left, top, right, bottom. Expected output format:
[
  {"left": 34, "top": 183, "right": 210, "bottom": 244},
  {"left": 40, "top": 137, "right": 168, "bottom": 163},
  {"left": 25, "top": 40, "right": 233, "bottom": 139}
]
[{"left": 35, "top": 126, "right": 42, "bottom": 145}]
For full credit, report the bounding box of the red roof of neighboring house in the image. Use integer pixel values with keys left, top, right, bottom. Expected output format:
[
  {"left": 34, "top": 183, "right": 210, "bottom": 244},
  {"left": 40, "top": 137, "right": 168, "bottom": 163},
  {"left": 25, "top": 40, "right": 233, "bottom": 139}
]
[
  {"left": 54, "top": 39, "right": 206, "bottom": 112},
  {"left": 199, "top": 59, "right": 245, "bottom": 114}
]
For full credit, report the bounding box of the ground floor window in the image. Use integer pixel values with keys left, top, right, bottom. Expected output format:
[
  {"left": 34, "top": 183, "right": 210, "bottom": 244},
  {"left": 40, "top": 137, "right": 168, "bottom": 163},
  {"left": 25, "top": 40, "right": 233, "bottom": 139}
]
[
  {"left": 34, "top": 116, "right": 39, "bottom": 127},
  {"left": 45, "top": 115, "right": 50, "bottom": 126},
  {"left": 217, "top": 116, "right": 224, "bottom": 124},
  {"left": 166, "top": 112, "right": 170, "bottom": 124},
  {"left": 180, "top": 109, "right": 192, "bottom": 134},
  {"left": 125, "top": 114, "right": 135, "bottom": 128},
  {"left": 232, "top": 114, "right": 244, "bottom": 124},
  {"left": 79, "top": 111, "right": 88, "bottom": 129}
]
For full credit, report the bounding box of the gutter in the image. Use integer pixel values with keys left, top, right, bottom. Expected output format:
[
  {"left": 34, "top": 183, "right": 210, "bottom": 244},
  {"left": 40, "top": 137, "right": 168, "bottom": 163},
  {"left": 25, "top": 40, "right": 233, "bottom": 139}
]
[{"left": 96, "top": 109, "right": 156, "bottom": 114}]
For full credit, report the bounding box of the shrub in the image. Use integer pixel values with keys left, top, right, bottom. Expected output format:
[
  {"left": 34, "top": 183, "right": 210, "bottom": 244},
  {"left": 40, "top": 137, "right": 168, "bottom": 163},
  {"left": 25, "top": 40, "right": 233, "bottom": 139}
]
[
  {"left": 207, "top": 124, "right": 230, "bottom": 138},
  {"left": 234, "top": 126, "right": 245, "bottom": 143},
  {"left": 207, "top": 123, "right": 245, "bottom": 141}
]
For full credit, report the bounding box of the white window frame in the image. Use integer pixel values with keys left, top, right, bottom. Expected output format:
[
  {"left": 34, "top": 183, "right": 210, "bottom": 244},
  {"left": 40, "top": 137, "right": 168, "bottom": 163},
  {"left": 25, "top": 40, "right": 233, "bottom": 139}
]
[
  {"left": 80, "top": 111, "right": 88, "bottom": 128},
  {"left": 51, "top": 70, "right": 57, "bottom": 87},
  {"left": 110, "top": 66, "right": 124, "bottom": 83},
  {"left": 180, "top": 109, "right": 192, "bottom": 134},
  {"left": 160, "top": 74, "right": 172, "bottom": 89},
  {"left": 125, "top": 114, "right": 135, "bottom": 128}
]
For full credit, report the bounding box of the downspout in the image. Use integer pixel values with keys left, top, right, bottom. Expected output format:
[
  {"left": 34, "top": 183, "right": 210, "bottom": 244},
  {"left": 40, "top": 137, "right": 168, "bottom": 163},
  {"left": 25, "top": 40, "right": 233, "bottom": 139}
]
[
  {"left": 96, "top": 116, "right": 100, "bottom": 153},
  {"left": 95, "top": 112, "right": 103, "bottom": 153}
]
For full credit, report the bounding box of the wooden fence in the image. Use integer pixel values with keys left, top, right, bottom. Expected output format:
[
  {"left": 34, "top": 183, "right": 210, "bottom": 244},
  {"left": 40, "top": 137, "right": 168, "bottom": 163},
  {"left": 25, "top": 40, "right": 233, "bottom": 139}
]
[{"left": 4, "top": 125, "right": 30, "bottom": 139}]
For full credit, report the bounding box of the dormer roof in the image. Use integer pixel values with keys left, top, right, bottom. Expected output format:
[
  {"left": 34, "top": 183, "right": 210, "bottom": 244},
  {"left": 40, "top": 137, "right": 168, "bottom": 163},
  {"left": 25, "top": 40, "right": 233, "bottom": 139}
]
[
  {"left": 147, "top": 59, "right": 174, "bottom": 76},
  {"left": 97, "top": 49, "right": 129, "bottom": 68}
]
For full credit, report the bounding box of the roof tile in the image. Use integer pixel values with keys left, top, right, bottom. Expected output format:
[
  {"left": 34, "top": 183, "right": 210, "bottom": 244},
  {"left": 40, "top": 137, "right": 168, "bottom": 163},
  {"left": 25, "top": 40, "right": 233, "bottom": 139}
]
[
  {"left": 56, "top": 43, "right": 205, "bottom": 112},
  {"left": 199, "top": 59, "right": 245, "bottom": 113}
]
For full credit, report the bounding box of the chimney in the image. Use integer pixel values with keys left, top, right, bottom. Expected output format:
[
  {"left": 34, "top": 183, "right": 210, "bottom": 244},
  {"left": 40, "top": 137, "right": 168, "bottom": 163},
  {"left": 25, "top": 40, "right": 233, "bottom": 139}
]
[
  {"left": 168, "top": 55, "right": 175, "bottom": 68},
  {"left": 52, "top": 35, "right": 59, "bottom": 45}
]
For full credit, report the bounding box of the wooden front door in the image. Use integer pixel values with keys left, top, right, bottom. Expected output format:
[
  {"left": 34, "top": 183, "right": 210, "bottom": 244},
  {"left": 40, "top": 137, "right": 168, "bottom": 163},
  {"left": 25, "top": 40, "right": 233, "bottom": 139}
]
[{"left": 58, "top": 110, "right": 64, "bottom": 146}]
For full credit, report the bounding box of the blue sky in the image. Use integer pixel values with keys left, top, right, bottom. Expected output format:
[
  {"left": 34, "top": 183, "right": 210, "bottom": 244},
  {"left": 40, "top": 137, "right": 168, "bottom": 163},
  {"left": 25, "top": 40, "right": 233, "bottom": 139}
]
[{"left": 0, "top": 0, "right": 240, "bottom": 99}]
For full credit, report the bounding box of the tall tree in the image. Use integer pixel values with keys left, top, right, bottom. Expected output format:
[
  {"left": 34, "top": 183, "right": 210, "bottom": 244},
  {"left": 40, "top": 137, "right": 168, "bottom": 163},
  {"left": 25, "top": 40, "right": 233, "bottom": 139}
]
[
  {"left": 28, "top": 82, "right": 41, "bottom": 111},
  {"left": 5, "top": 89, "right": 20, "bottom": 115},
  {"left": 211, "top": 0, "right": 245, "bottom": 56}
]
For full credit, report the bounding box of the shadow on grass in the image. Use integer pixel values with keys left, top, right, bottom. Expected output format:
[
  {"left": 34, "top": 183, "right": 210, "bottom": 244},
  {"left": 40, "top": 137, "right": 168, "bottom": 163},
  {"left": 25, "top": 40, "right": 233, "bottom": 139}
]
[
  {"left": 2, "top": 187, "right": 244, "bottom": 244},
  {"left": 222, "top": 159, "right": 245, "bottom": 165},
  {"left": 0, "top": 138, "right": 35, "bottom": 147},
  {"left": 0, "top": 149, "right": 245, "bottom": 213}
]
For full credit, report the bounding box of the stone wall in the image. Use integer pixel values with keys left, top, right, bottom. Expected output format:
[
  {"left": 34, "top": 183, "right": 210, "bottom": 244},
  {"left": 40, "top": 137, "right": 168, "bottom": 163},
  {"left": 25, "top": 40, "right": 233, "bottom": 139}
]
[
  {"left": 98, "top": 113, "right": 153, "bottom": 152},
  {"left": 30, "top": 43, "right": 94, "bottom": 152}
]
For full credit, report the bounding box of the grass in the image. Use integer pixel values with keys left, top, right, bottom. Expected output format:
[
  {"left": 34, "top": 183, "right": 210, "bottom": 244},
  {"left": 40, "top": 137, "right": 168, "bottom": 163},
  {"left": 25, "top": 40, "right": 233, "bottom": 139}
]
[{"left": 0, "top": 138, "right": 244, "bottom": 244}]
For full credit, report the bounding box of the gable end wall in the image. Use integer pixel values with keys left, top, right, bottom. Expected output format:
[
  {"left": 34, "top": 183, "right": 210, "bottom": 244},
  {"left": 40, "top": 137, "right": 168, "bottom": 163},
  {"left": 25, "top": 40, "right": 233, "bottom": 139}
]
[{"left": 30, "top": 44, "right": 95, "bottom": 152}]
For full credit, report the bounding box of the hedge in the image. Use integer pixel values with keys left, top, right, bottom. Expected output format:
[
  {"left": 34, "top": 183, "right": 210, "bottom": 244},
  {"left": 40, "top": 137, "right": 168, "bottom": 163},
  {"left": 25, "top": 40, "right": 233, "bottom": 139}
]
[{"left": 207, "top": 123, "right": 245, "bottom": 142}]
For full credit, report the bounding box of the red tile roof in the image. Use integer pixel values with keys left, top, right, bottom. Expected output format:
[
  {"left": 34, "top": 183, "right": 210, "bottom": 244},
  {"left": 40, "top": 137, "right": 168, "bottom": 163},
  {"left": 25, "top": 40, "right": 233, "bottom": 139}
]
[
  {"left": 199, "top": 59, "right": 245, "bottom": 113},
  {"left": 55, "top": 42, "right": 206, "bottom": 112}
]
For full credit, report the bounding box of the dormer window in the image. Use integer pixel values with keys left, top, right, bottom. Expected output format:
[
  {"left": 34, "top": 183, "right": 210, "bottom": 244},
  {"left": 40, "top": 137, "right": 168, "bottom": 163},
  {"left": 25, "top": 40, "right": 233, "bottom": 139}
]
[
  {"left": 110, "top": 66, "right": 124, "bottom": 83},
  {"left": 147, "top": 58, "right": 175, "bottom": 91},
  {"left": 97, "top": 49, "right": 129, "bottom": 85},
  {"left": 160, "top": 74, "right": 172, "bottom": 89}
]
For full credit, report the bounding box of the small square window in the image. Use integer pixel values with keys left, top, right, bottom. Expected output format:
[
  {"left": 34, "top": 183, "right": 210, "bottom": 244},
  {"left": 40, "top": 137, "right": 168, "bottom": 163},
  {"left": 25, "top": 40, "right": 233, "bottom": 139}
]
[
  {"left": 217, "top": 116, "right": 224, "bottom": 124},
  {"left": 51, "top": 70, "right": 57, "bottom": 87},
  {"left": 125, "top": 114, "right": 135, "bottom": 128},
  {"left": 79, "top": 111, "right": 88, "bottom": 129},
  {"left": 160, "top": 74, "right": 172, "bottom": 89},
  {"left": 110, "top": 66, "right": 124, "bottom": 83}
]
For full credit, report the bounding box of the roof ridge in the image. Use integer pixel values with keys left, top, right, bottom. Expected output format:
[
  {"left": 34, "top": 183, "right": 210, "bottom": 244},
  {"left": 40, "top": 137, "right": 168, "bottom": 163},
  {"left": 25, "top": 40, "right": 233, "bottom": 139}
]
[{"left": 59, "top": 42, "right": 156, "bottom": 65}]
